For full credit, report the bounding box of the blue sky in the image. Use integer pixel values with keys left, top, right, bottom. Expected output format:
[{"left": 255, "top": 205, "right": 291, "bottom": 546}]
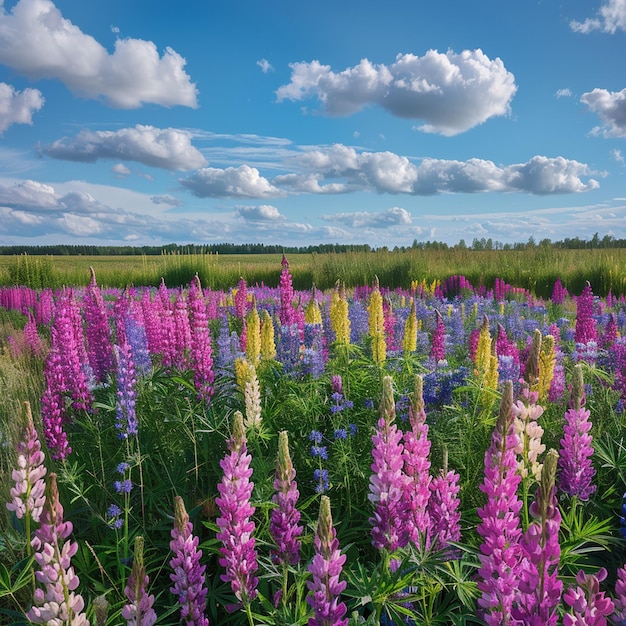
[{"left": 0, "top": 0, "right": 625, "bottom": 248}]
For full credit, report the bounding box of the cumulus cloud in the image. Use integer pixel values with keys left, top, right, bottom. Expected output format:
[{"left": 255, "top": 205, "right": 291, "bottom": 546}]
[
  {"left": 580, "top": 88, "right": 626, "bottom": 137},
  {"left": 180, "top": 165, "right": 286, "bottom": 198},
  {"left": 322, "top": 206, "right": 412, "bottom": 228},
  {"left": 570, "top": 0, "right": 626, "bottom": 33},
  {"left": 276, "top": 49, "right": 517, "bottom": 135},
  {"left": 257, "top": 58, "right": 274, "bottom": 73},
  {"left": 272, "top": 173, "right": 349, "bottom": 194},
  {"left": 284, "top": 145, "right": 598, "bottom": 195},
  {"left": 0, "top": 0, "right": 198, "bottom": 108},
  {"left": 151, "top": 194, "right": 184, "bottom": 207},
  {"left": 237, "top": 204, "right": 285, "bottom": 221},
  {"left": 0, "top": 82, "right": 44, "bottom": 133},
  {"left": 0, "top": 179, "right": 58, "bottom": 208},
  {"left": 111, "top": 163, "right": 131, "bottom": 177},
  {"left": 40, "top": 125, "right": 207, "bottom": 170}
]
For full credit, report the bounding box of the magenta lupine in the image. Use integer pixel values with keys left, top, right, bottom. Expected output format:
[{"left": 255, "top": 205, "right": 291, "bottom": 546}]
[
  {"left": 270, "top": 431, "right": 302, "bottom": 568},
  {"left": 123, "top": 536, "right": 157, "bottom": 626},
  {"left": 24, "top": 313, "right": 44, "bottom": 357},
  {"left": 140, "top": 290, "right": 163, "bottom": 356},
  {"left": 563, "top": 568, "right": 614, "bottom": 626},
  {"left": 513, "top": 449, "right": 562, "bottom": 625},
  {"left": 188, "top": 275, "right": 215, "bottom": 403},
  {"left": 369, "top": 375, "right": 408, "bottom": 554},
  {"left": 279, "top": 254, "right": 296, "bottom": 327},
  {"left": 169, "top": 496, "right": 209, "bottom": 626},
  {"left": 215, "top": 411, "right": 259, "bottom": 606},
  {"left": 575, "top": 282, "right": 597, "bottom": 345},
  {"left": 428, "top": 451, "right": 461, "bottom": 554},
  {"left": 27, "top": 473, "right": 89, "bottom": 626},
  {"left": 234, "top": 278, "right": 248, "bottom": 319},
  {"left": 603, "top": 313, "right": 618, "bottom": 349},
  {"left": 401, "top": 375, "right": 432, "bottom": 549},
  {"left": 6, "top": 403, "right": 47, "bottom": 526},
  {"left": 383, "top": 297, "right": 397, "bottom": 351},
  {"left": 614, "top": 566, "right": 626, "bottom": 624},
  {"left": 429, "top": 310, "right": 446, "bottom": 362},
  {"left": 83, "top": 267, "right": 114, "bottom": 383},
  {"left": 559, "top": 364, "right": 596, "bottom": 501},
  {"left": 173, "top": 290, "right": 192, "bottom": 369},
  {"left": 476, "top": 381, "right": 523, "bottom": 625},
  {"left": 41, "top": 332, "right": 72, "bottom": 460},
  {"left": 551, "top": 277, "right": 568, "bottom": 304},
  {"left": 307, "top": 495, "right": 348, "bottom": 626}
]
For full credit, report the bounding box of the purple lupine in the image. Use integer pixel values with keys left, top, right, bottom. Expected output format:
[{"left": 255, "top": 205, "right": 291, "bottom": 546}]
[
  {"left": 559, "top": 364, "right": 596, "bottom": 501},
  {"left": 41, "top": 332, "right": 72, "bottom": 460},
  {"left": 602, "top": 313, "right": 618, "bottom": 350},
  {"left": 83, "top": 267, "right": 114, "bottom": 383},
  {"left": 215, "top": 411, "right": 258, "bottom": 605},
  {"left": 169, "top": 496, "right": 209, "bottom": 626},
  {"left": 369, "top": 375, "right": 408, "bottom": 554},
  {"left": 140, "top": 290, "right": 163, "bottom": 356},
  {"left": 428, "top": 451, "right": 461, "bottom": 554},
  {"left": 614, "top": 565, "right": 626, "bottom": 624},
  {"left": 476, "top": 380, "right": 523, "bottom": 625},
  {"left": 575, "top": 282, "right": 597, "bottom": 346},
  {"left": 173, "top": 290, "right": 192, "bottom": 369},
  {"left": 125, "top": 315, "right": 152, "bottom": 378},
  {"left": 115, "top": 341, "right": 138, "bottom": 438},
  {"left": 563, "top": 568, "right": 614, "bottom": 626},
  {"left": 279, "top": 254, "right": 296, "bottom": 327},
  {"left": 551, "top": 277, "right": 568, "bottom": 304},
  {"left": 23, "top": 313, "right": 44, "bottom": 357},
  {"left": 401, "top": 375, "right": 432, "bottom": 549},
  {"left": 429, "top": 310, "right": 446, "bottom": 363},
  {"left": 27, "top": 473, "right": 88, "bottom": 626},
  {"left": 6, "top": 403, "right": 47, "bottom": 525},
  {"left": 123, "top": 536, "right": 157, "bottom": 626},
  {"left": 513, "top": 449, "right": 562, "bottom": 625},
  {"left": 307, "top": 495, "right": 348, "bottom": 626},
  {"left": 234, "top": 278, "right": 249, "bottom": 319},
  {"left": 270, "top": 430, "right": 302, "bottom": 568},
  {"left": 188, "top": 275, "right": 215, "bottom": 403}
]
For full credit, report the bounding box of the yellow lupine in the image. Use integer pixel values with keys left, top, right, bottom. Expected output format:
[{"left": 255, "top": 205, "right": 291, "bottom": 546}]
[
  {"left": 234, "top": 357, "right": 254, "bottom": 394},
  {"left": 474, "top": 316, "right": 491, "bottom": 372},
  {"left": 368, "top": 281, "right": 386, "bottom": 364},
  {"left": 260, "top": 310, "right": 276, "bottom": 361},
  {"left": 330, "top": 285, "right": 351, "bottom": 345},
  {"left": 538, "top": 334, "right": 556, "bottom": 402},
  {"left": 305, "top": 293, "right": 323, "bottom": 325},
  {"left": 246, "top": 299, "right": 261, "bottom": 366},
  {"left": 403, "top": 299, "right": 417, "bottom": 355}
]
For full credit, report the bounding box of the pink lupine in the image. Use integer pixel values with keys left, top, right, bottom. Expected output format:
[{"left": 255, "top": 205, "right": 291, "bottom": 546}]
[
  {"left": 429, "top": 310, "right": 446, "bottom": 362},
  {"left": 602, "top": 313, "right": 618, "bottom": 350},
  {"left": 123, "top": 536, "right": 157, "bottom": 626},
  {"left": 234, "top": 278, "right": 248, "bottom": 319},
  {"left": 23, "top": 313, "right": 44, "bottom": 357},
  {"left": 27, "top": 473, "right": 88, "bottom": 626},
  {"left": 401, "top": 375, "right": 432, "bottom": 549},
  {"left": 6, "top": 403, "right": 47, "bottom": 527},
  {"left": 513, "top": 449, "right": 562, "bottom": 625},
  {"left": 614, "top": 565, "right": 626, "bottom": 623},
  {"left": 575, "top": 282, "right": 597, "bottom": 346},
  {"left": 307, "top": 495, "right": 348, "bottom": 626},
  {"left": 83, "top": 267, "right": 114, "bottom": 383},
  {"left": 140, "top": 290, "right": 163, "bottom": 355},
  {"left": 383, "top": 297, "right": 397, "bottom": 352},
  {"left": 563, "top": 568, "right": 614, "bottom": 626},
  {"left": 270, "top": 430, "right": 302, "bottom": 568},
  {"left": 551, "top": 277, "right": 568, "bottom": 305},
  {"left": 215, "top": 411, "right": 258, "bottom": 605},
  {"left": 188, "top": 275, "right": 215, "bottom": 403},
  {"left": 559, "top": 364, "right": 596, "bottom": 501},
  {"left": 173, "top": 290, "right": 192, "bottom": 369},
  {"left": 369, "top": 375, "right": 408, "bottom": 553},
  {"left": 169, "top": 496, "right": 209, "bottom": 626},
  {"left": 476, "top": 381, "right": 523, "bottom": 625},
  {"left": 428, "top": 451, "right": 461, "bottom": 554},
  {"left": 279, "top": 254, "right": 296, "bottom": 327}
]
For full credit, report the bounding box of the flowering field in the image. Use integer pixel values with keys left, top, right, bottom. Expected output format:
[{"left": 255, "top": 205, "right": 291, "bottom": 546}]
[{"left": 2, "top": 256, "right": 626, "bottom": 625}]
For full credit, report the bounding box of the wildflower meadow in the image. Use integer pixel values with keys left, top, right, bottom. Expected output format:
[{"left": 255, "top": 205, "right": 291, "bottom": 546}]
[{"left": 3, "top": 255, "right": 626, "bottom": 625}]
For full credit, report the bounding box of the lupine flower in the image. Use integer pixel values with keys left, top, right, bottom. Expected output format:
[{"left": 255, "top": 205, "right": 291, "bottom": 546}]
[
  {"left": 369, "top": 376, "right": 407, "bottom": 553},
  {"left": 83, "top": 267, "right": 114, "bottom": 383},
  {"left": 383, "top": 297, "right": 397, "bottom": 352},
  {"left": 27, "top": 473, "right": 89, "bottom": 626},
  {"left": 270, "top": 431, "right": 302, "bottom": 568},
  {"left": 476, "top": 381, "right": 523, "bottom": 625},
  {"left": 307, "top": 495, "right": 348, "bottom": 626},
  {"left": 428, "top": 452, "right": 461, "bottom": 555},
  {"left": 169, "top": 496, "right": 209, "bottom": 626},
  {"left": 122, "top": 536, "right": 157, "bottom": 626},
  {"left": 330, "top": 283, "right": 351, "bottom": 346},
  {"left": 401, "top": 375, "right": 432, "bottom": 549},
  {"left": 614, "top": 565, "right": 626, "bottom": 624},
  {"left": 368, "top": 280, "right": 386, "bottom": 365},
  {"left": 115, "top": 341, "right": 138, "bottom": 439},
  {"left": 562, "top": 568, "right": 614, "bottom": 626},
  {"left": 188, "top": 275, "right": 215, "bottom": 403},
  {"left": 23, "top": 313, "right": 44, "bottom": 357},
  {"left": 559, "top": 364, "right": 596, "bottom": 501},
  {"left": 305, "top": 289, "right": 323, "bottom": 325},
  {"left": 538, "top": 334, "right": 556, "bottom": 403},
  {"left": 260, "top": 310, "right": 277, "bottom": 361},
  {"left": 215, "top": 411, "right": 258, "bottom": 605},
  {"left": 575, "top": 282, "right": 597, "bottom": 346},
  {"left": 513, "top": 387, "right": 545, "bottom": 481},
  {"left": 551, "top": 277, "right": 568, "bottom": 304},
  {"left": 245, "top": 299, "right": 261, "bottom": 366},
  {"left": 429, "top": 310, "right": 446, "bottom": 363},
  {"left": 279, "top": 254, "right": 296, "bottom": 327},
  {"left": 234, "top": 278, "right": 248, "bottom": 319},
  {"left": 124, "top": 315, "right": 152, "bottom": 378},
  {"left": 6, "top": 402, "right": 47, "bottom": 524},
  {"left": 244, "top": 369, "right": 262, "bottom": 431},
  {"left": 314, "top": 468, "right": 330, "bottom": 493},
  {"left": 402, "top": 299, "right": 418, "bottom": 355},
  {"left": 513, "top": 449, "right": 562, "bottom": 625}
]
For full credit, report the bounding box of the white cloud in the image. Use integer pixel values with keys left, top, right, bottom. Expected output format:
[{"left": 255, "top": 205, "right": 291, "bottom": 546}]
[
  {"left": 257, "top": 58, "right": 274, "bottom": 73},
  {"left": 322, "top": 206, "right": 412, "bottom": 228},
  {"left": 180, "top": 165, "right": 286, "bottom": 198},
  {"left": 237, "top": 204, "right": 285, "bottom": 221},
  {"left": 570, "top": 0, "right": 626, "bottom": 33},
  {"left": 41, "top": 125, "right": 207, "bottom": 170},
  {"left": 272, "top": 173, "right": 349, "bottom": 194},
  {"left": 580, "top": 88, "right": 626, "bottom": 137},
  {"left": 555, "top": 88, "right": 572, "bottom": 98},
  {"left": 612, "top": 149, "right": 625, "bottom": 165},
  {"left": 151, "top": 194, "right": 184, "bottom": 207},
  {"left": 276, "top": 49, "right": 517, "bottom": 135},
  {"left": 0, "top": 0, "right": 198, "bottom": 108},
  {"left": 0, "top": 82, "right": 44, "bottom": 133},
  {"left": 0, "top": 179, "right": 58, "bottom": 208},
  {"left": 111, "top": 163, "right": 131, "bottom": 177}
]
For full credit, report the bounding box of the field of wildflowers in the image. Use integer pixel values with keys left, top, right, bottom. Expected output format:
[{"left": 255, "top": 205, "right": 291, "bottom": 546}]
[{"left": 2, "top": 256, "right": 626, "bottom": 625}]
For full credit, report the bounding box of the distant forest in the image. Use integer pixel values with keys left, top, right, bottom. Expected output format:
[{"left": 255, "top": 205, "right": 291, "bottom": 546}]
[{"left": 0, "top": 232, "right": 621, "bottom": 255}]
